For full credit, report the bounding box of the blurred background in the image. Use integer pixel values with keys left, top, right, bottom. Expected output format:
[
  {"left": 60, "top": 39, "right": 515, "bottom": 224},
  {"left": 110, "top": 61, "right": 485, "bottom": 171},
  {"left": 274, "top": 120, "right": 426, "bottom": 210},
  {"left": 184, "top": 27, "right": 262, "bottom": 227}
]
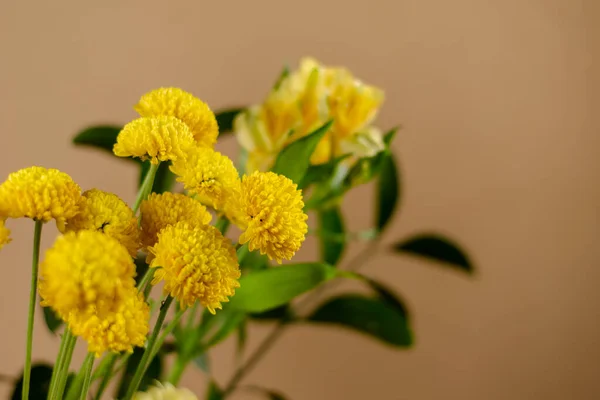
[{"left": 1, "top": 0, "right": 599, "bottom": 399}]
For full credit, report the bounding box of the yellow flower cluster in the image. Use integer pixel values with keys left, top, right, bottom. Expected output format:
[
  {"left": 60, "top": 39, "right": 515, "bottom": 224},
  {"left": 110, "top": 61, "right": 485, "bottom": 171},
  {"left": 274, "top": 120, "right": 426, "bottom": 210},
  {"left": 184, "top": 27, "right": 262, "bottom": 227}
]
[
  {"left": 133, "top": 382, "right": 198, "bottom": 400},
  {"left": 239, "top": 172, "right": 308, "bottom": 263},
  {"left": 0, "top": 166, "right": 81, "bottom": 230},
  {"left": 64, "top": 189, "right": 140, "bottom": 256},
  {"left": 0, "top": 219, "right": 10, "bottom": 250},
  {"left": 39, "top": 231, "right": 148, "bottom": 355},
  {"left": 170, "top": 146, "right": 240, "bottom": 209},
  {"left": 234, "top": 57, "right": 385, "bottom": 171},
  {"left": 140, "top": 192, "right": 212, "bottom": 249},
  {"left": 149, "top": 222, "right": 240, "bottom": 313}
]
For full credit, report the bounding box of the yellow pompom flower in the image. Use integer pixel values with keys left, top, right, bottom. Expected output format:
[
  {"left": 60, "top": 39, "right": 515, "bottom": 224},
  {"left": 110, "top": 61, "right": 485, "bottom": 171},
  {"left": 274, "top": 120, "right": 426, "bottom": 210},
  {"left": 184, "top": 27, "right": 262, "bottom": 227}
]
[
  {"left": 133, "top": 382, "right": 197, "bottom": 400},
  {"left": 64, "top": 189, "right": 140, "bottom": 257},
  {"left": 170, "top": 146, "right": 240, "bottom": 210},
  {"left": 68, "top": 289, "right": 149, "bottom": 356},
  {"left": 113, "top": 116, "right": 195, "bottom": 164},
  {"left": 135, "top": 87, "right": 218, "bottom": 148},
  {"left": 238, "top": 172, "right": 308, "bottom": 263},
  {"left": 0, "top": 219, "right": 10, "bottom": 250},
  {"left": 39, "top": 230, "right": 137, "bottom": 320},
  {"left": 140, "top": 192, "right": 212, "bottom": 249},
  {"left": 149, "top": 222, "right": 240, "bottom": 313},
  {"left": 0, "top": 166, "right": 81, "bottom": 230}
]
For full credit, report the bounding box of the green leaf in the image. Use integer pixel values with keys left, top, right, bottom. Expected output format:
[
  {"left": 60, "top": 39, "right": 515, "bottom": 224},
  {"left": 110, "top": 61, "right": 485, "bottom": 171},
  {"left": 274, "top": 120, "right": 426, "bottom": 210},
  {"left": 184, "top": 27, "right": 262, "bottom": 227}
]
[
  {"left": 383, "top": 127, "right": 399, "bottom": 147},
  {"left": 249, "top": 304, "right": 293, "bottom": 322},
  {"left": 308, "top": 294, "right": 413, "bottom": 347},
  {"left": 216, "top": 108, "right": 244, "bottom": 135},
  {"left": 138, "top": 161, "right": 177, "bottom": 193},
  {"left": 271, "top": 121, "right": 333, "bottom": 184},
  {"left": 246, "top": 385, "right": 289, "bottom": 400},
  {"left": 207, "top": 381, "right": 224, "bottom": 400},
  {"left": 240, "top": 249, "right": 270, "bottom": 272},
  {"left": 376, "top": 153, "right": 400, "bottom": 232},
  {"left": 11, "top": 363, "right": 53, "bottom": 400},
  {"left": 318, "top": 207, "right": 346, "bottom": 266},
  {"left": 366, "top": 279, "right": 410, "bottom": 321},
  {"left": 236, "top": 319, "right": 247, "bottom": 357},
  {"left": 228, "top": 263, "right": 337, "bottom": 313},
  {"left": 116, "top": 347, "right": 162, "bottom": 397},
  {"left": 42, "top": 306, "right": 63, "bottom": 334},
  {"left": 193, "top": 352, "right": 210, "bottom": 374},
  {"left": 72, "top": 125, "right": 122, "bottom": 155},
  {"left": 299, "top": 154, "right": 351, "bottom": 189},
  {"left": 393, "top": 234, "right": 473, "bottom": 274}
]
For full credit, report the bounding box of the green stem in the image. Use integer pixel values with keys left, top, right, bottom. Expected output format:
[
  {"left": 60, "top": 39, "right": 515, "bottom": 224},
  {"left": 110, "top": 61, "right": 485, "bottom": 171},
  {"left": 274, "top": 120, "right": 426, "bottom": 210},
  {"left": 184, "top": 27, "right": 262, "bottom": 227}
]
[
  {"left": 215, "top": 216, "right": 231, "bottom": 234},
  {"left": 78, "top": 354, "right": 95, "bottom": 400},
  {"left": 133, "top": 162, "right": 160, "bottom": 214},
  {"left": 92, "top": 354, "right": 117, "bottom": 400},
  {"left": 149, "top": 308, "right": 185, "bottom": 363},
  {"left": 47, "top": 327, "right": 69, "bottom": 398},
  {"left": 123, "top": 296, "right": 174, "bottom": 400},
  {"left": 137, "top": 268, "right": 155, "bottom": 292},
  {"left": 55, "top": 330, "right": 77, "bottom": 400},
  {"left": 22, "top": 220, "right": 43, "bottom": 400}
]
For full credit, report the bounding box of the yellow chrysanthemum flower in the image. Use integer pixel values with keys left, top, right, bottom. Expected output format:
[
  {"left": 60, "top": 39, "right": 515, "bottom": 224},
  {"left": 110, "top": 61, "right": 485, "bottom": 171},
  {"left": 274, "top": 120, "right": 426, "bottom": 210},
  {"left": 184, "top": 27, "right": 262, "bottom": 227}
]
[
  {"left": 0, "top": 166, "right": 81, "bottom": 230},
  {"left": 0, "top": 219, "right": 10, "bottom": 250},
  {"left": 135, "top": 87, "right": 218, "bottom": 148},
  {"left": 170, "top": 146, "right": 240, "bottom": 210},
  {"left": 68, "top": 289, "right": 149, "bottom": 356},
  {"left": 234, "top": 57, "right": 385, "bottom": 170},
  {"left": 133, "top": 382, "right": 197, "bottom": 400},
  {"left": 149, "top": 222, "right": 240, "bottom": 313},
  {"left": 113, "top": 116, "right": 195, "bottom": 164},
  {"left": 140, "top": 192, "right": 212, "bottom": 249},
  {"left": 64, "top": 189, "right": 140, "bottom": 257},
  {"left": 238, "top": 172, "right": 308, "bottom": 263},
  {"left": 39, "top": 230, "right": 137, "bottom": 320}
]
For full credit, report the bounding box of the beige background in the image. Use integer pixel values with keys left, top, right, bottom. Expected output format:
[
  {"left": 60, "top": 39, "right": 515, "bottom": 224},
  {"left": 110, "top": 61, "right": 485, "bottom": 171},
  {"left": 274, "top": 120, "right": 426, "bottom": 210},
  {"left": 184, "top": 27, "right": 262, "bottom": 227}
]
[{"left": 1, "top": 0, "right": 599, "bottom": 399}]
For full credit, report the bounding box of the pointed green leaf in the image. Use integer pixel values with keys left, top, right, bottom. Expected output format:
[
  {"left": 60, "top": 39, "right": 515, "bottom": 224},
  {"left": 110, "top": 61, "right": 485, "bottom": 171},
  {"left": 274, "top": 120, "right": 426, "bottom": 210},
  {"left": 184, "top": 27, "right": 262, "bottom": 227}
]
[
  {"left": 271, "top": 121, "right": 333, "bottom": 184},
  {"left": 42, "top": 306, "right": 63, "bottom": 334},
  {"left": 299, "top": 154, "right": 351, "bottom": 189},
  {"left": 11, "top": 364, "right": 53, "bottom": 400},
  {"left": 318, "top": 207, "right": 346, "bottom": 266},
  {"left": 376, "top": 153, "right": 400, "bottom": 232},
  {"left": 383, "top": 127, "right": 399, "bottom": 147},
  {"left": 393, "top": 234, "right": 473, "bottom": 274},
  {"left": 249, "top": 304, "right": 293, "bottom": 322},
  {"left": 308, "top": 294, "right": 413, "bottom": 347},
  {"left": 228, "top": 263, "right": 337, "bottom": 313},
  {"left": 245, "top": 385, "right": 289, "bottom": 400},
  {"left": 216, "top": 108, "right": 244, "bottom": 135},
  {"left": 273, "top": 65, "right": 291, "bottom": 90},
  {"left": 365, "top": 279, "right": 410, "bottom": 321},
  {"left": 72, "top": 125, "right": 122, "bottom": 155}
]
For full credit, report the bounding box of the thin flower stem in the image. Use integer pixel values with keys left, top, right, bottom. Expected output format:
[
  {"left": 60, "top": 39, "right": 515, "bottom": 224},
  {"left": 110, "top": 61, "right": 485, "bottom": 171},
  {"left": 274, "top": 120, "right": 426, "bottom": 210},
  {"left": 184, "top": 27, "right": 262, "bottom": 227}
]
[
  {"left": 78, "top": 354, "right": 95, "bottom": 400},
  {"left": 137, "top": 268, "right": 155, "bottom": 292},
  {"left": 222, "top": 241, "right": 380, "bottom": 397},
  {"left": 133, "top": 162, "right": 160, "bottom": 214},
  {"left": 123, "top": 296, "right": 174, "bottom": 400},
  {"left": 47, "top": 327, "right": 69, "bottom": 397},
  {"left": 167, "top": 355, "right": 187, "bottom": 386},
  {"left": 149, "top": 308, "right": 185, "bottom": 362},
  {"left": 22, "top": 220, "right": 43, "bottom": 400},
  {"left": 56, "top": 330, "right": 77, "bottom": 400},
  {"left": 215, "top": 216, "right": 230, "bottom": 234}
]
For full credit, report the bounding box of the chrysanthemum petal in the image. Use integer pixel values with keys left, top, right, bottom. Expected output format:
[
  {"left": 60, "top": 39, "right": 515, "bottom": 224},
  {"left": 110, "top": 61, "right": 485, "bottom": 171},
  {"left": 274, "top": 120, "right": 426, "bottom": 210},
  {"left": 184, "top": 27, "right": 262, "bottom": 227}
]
[
  {"left": 238, "top": 172, "right": 308, "bottom": 263},
  {"left": 0, "top": 166, "right": 81, "bottom": 230},
  {"left": 113, "top": 116, "right": 195, "bottom": 164},
  {"left": 0, "top": 219, "right": 11, "bottom": 250},
  {"left": 149, "top": 222, "right": 240, "bottom": 313},
  {"left": 135, "top": 87, "right": 218, "bottom": 148},
  {"left": 140, "top": 192, "right": 212, "bottom": 249},
  {"left": 64, "top": 189, "right": 140, "bottom": 256},
  {"left": 169, "top": 147, "right": 240, "bottom": 210}
]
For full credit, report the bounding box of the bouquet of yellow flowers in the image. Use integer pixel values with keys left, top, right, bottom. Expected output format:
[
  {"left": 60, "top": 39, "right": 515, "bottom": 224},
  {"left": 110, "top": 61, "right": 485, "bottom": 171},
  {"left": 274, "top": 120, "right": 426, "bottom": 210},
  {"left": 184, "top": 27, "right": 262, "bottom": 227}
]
[{"left": 0, "top": 58, "right": 472, "bottom": 399}]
